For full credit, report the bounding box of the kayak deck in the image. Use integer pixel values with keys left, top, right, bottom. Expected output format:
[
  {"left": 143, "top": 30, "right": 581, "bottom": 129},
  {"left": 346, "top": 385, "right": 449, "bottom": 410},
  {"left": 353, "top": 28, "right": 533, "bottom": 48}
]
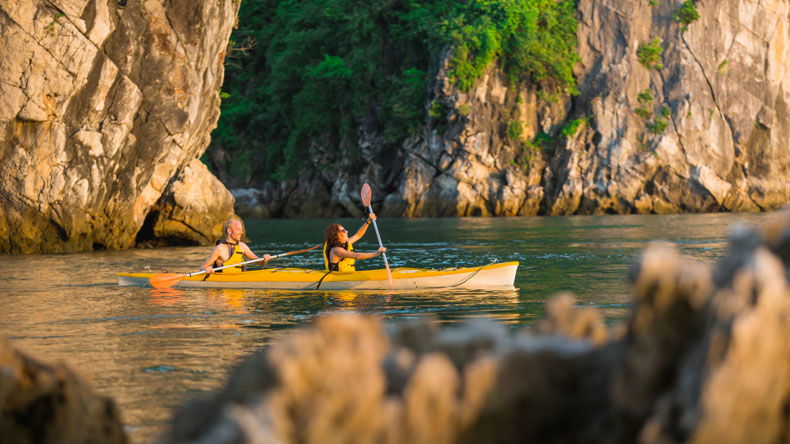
[{"left": 117, "top": 261, "right": 519, "bottom": 290}]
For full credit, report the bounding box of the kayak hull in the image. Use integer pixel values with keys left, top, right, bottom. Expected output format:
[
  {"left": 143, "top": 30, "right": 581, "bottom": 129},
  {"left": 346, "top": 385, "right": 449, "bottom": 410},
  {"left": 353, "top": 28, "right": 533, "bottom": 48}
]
[{"left": 117, "top": 261, "right": 519, "bottom": 290}]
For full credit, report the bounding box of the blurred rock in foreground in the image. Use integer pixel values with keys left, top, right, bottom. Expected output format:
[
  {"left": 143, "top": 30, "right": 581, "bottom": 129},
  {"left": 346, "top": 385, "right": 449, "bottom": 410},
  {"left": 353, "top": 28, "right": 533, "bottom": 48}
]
[
  {"left": 162, "top": 212, "right": 790, "bottom": 444},
  {"left": 0, "top": 338, "right": 127, "bottom": 444}
]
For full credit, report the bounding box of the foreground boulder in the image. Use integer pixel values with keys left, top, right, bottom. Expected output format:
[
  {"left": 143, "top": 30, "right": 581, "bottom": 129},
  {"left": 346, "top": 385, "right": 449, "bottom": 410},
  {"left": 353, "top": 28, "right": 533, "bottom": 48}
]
[
  {"left": 0, "top": 0, "right": 239, "bottom": 253},
  {"left": 0, "top": 338, "right": 127, "bottom": 444},
  {"left": 163, "top": 211, "right": 790, "bottom": 444}
]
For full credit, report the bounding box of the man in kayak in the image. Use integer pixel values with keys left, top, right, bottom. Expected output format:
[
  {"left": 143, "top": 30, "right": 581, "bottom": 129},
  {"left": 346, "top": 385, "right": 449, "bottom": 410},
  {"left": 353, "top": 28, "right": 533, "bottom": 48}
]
[
  {"left": 323, "top": 213, "right": 386, "bottom": 272},
  {"left": 202, "top": 218, "right": 270, "bottom": 274}
]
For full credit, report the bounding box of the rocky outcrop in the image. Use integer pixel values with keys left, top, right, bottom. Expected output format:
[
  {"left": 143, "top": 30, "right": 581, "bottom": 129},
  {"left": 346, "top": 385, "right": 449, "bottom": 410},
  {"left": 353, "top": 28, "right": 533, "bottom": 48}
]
[
  {"left": 0, "top": 0, "right": 239, "bottom": 253},
  {"left": 0, "top": 338, "right": 128, "bottom": 444},
  {"left": 234, "top": 0, "right": 790, "bottom": 218},
  {"left": 546, "top": 0, "right": 790, "bottom": 214},
  {"left": 161, "top": 211, "right": 790, "bottom": 444}
]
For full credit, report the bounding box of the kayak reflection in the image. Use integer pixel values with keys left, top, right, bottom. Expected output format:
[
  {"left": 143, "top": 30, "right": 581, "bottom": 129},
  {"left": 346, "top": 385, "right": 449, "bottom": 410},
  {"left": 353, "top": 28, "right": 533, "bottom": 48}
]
[{"left": 148, "top": 287, "right": 187, "bottom": 306}]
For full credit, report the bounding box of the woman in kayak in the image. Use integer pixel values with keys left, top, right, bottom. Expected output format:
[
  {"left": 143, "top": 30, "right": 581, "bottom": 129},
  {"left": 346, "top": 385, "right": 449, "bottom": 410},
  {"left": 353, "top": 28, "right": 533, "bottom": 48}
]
[{"left": 323, "top": 213, "right": 386, "bottom": 272}]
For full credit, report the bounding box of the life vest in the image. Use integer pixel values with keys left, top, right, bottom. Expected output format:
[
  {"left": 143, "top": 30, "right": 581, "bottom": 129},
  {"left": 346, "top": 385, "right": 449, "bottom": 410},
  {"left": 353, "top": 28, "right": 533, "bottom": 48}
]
[
  {"left": 214, "top": 240, "right": 245, "bottom": 274},
  {"left": 323, "top": 241, "right": 355, "bottom": 272}
]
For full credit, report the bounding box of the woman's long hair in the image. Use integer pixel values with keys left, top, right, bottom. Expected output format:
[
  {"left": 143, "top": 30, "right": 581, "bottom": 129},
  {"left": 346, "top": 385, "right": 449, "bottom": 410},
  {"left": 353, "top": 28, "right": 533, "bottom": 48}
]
[{"left": 324, "top": 223, "right": 344, "bottom": 260}]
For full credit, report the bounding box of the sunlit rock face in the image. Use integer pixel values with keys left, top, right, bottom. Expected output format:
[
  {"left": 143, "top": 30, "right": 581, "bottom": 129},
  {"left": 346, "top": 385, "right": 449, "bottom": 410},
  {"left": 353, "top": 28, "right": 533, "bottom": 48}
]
[
  {"left": 0, "top": 0, "right": 238, "bottom": 253},
  {"left": 161, "top": 211, "right": 790, "bottom": 444},
  {"left": 0, "top": 338, "right": 128, "bottom": 444},
  {"left": 237, "top": 0, "right": 790, "bottom": 218},
  {"left": 390, "top": 0, "right": 790, "bottom": 216},
  {"left": 402, "top": 0, "right": 790, "bottom": 215},
  {"left": 544, "top": 0, "right": 790, "bottom": 215}
]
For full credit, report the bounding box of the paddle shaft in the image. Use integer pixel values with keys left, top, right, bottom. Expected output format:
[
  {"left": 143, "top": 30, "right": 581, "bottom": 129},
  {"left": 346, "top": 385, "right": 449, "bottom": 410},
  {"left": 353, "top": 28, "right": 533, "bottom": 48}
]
[
  {"left": 149, "top": 245, "right": 321, "bottom": 289},
  {"left": 186, "top": 245, "right": 319, "bottom": 277},
  {"left": 366, "top": 205, "right": 394, "bottom": 284}
]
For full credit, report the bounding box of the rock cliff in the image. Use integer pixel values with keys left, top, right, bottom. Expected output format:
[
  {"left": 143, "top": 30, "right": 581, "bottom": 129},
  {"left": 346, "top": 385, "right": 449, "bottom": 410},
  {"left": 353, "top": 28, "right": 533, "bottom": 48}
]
[
  {"left": 0, "top": 0, "right": 238, "bottom": 253},
  {"left": 234, "top": 0, "right": 790, "bottom": 218},
  {"left": 161, "top": 211, "right": 790, "bottom": 443},
  {"left": 2, "top": 0, "right": 788, "bottom": 252}
]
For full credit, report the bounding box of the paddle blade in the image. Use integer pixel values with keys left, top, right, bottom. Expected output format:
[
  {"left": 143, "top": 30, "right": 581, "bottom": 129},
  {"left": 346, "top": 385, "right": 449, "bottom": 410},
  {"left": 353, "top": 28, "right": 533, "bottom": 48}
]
[
  {"left": 384, "top": 263, "right": 394, "bottom": 286},
  {"left": 149, "top": 273, "right": 186, "bottom": 289},
  {"left": 360, "top": 183, "right": 372, "bottom": 207}
]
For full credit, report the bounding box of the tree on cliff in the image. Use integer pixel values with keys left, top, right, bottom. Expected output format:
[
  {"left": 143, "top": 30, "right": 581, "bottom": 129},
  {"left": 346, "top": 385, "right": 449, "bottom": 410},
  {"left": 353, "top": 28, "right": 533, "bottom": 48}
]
[{"left": 206, "top": 0, "right": 579, "bottom": 188}]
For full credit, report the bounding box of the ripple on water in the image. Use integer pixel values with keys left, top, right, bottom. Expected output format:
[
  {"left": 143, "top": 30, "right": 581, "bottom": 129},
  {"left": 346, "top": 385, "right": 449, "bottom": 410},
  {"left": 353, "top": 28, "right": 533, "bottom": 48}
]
[{"left": 0, "top": 212, "right": 773, "bottom": 444}]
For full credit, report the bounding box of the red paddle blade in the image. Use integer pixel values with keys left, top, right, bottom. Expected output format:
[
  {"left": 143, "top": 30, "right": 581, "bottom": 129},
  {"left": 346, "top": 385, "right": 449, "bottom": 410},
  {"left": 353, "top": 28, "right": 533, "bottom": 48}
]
[
  {"left": 149, "top": 273, "right": 185, "bottom": 289},
  {"left": 360, "top": 183, "right": 372, "bottom": 207}
]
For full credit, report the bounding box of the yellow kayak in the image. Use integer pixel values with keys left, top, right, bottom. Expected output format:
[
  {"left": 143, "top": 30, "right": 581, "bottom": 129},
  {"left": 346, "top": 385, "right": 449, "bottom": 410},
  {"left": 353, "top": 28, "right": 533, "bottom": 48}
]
[{"left": 117, "top": 261, "right": 519, "bottom": 290}]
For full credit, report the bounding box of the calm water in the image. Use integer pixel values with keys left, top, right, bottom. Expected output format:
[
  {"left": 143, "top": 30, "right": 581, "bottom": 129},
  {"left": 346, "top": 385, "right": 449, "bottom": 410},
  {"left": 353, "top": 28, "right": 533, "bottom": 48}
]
[{"left": 0, "top": 213, "right": 770, "bottom": 442}]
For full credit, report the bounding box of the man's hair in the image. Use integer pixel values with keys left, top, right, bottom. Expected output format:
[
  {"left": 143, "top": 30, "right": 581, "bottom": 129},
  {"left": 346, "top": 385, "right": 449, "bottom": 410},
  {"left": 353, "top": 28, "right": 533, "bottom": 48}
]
[{"left": 223, "top": 218, "right": 242, "bottom": 235}]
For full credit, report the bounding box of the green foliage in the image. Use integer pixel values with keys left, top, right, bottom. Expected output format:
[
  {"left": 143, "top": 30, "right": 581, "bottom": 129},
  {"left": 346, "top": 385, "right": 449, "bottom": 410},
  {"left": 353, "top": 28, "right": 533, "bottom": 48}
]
[
  {"left": 506, "top": 120, "right": 524, "bottom": 142},
  {"left": 457, "top": 104, "right": 472, "bottom": 116},
  {"left": 209, "top": 0, "right": 580, "bottom": 182},
  {"left": 635, "top": 93, "right": 671, "bottom": 134},
  {"left": 674, "top": 1, "right": 700, "bottom": 31},
  {"left": 637, "top": 88, "right": 654, "bottom": 105},
  {"left": 649, "top": 0, "right": 659, "bottom": 6},
  {"left": 561, "top": 116, "right": 591, "bottom": 137},
  {"left": 717, "top": 60, "right": 729, "bottom": 75},
  {"left": 532, "top": 132, "right": 555, "bottom": 147},
  {"left": 219, "top": 91, "right": 231, "bottom": 100},
  {"left": 637, "top": 38, "right": 663, "bottom": 70},
  {"left": 647, "top": 117, "right": 669, "bottom": 134},
  {"left": 429, "top": 100, "right": 447, "bottom": 120},
  {"left": 635, "top": 107, "right": 652, "bottom": 119},
  {"left": 512, "top": 131, "right": 556, "bottom": 168},
  {"left": 45, "top": 12, "right": 64, "bottom": 34},
  {"left": 448, "top": 0, "right": 580, "bottom": 95}
]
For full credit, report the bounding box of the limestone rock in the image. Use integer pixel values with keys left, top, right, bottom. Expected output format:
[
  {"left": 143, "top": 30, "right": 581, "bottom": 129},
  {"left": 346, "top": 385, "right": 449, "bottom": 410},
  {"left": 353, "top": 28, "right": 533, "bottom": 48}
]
[
  {"left": 137, "top": 159, "right": 236, "bottom": 247},
  {"left": 234, "top": 0, "right": 789, "bottom": 218},
  {"left": 0, "top": 0, "right": 239, "bottom": 253},
  {"left": 0, "top": 338, "right": 128, "bottom": 444}
]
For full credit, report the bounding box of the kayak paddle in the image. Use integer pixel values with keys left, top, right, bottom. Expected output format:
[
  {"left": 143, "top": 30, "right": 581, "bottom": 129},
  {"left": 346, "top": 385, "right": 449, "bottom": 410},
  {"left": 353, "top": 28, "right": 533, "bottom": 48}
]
[
  {"left": 148, "top": 244, "right": 321, "bottom": 289},
  {"left": 360, "top": 183, "right": 394, "bottom": 286}
]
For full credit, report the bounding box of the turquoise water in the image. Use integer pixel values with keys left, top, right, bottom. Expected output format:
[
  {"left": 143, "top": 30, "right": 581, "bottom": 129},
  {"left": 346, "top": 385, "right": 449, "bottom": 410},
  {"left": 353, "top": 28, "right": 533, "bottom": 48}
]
[{"left": 0, "top": 213, "right": 770, "bottom": 442}]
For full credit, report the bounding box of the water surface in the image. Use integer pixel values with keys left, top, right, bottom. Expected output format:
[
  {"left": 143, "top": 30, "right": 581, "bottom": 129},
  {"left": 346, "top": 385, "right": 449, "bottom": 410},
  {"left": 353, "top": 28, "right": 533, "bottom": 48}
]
[{"left": 0, "top": 213, "right": 769, "bottom": 442}]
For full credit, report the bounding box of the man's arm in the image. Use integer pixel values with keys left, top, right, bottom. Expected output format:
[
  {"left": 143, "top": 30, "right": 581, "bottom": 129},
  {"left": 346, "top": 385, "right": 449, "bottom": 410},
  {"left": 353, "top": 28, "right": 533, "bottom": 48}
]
[
  {"left": 240, "top": 242, "right": 270, "bottom": 264},
  {"left": 201, "top": 245, "right": 223, "bottom": 274}
]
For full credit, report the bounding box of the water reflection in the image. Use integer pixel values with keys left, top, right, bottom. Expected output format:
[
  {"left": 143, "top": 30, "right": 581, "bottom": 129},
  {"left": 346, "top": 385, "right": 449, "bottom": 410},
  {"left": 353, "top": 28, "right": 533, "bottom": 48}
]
[
  {"left": 205, "top": 289, "right": 249, "bottom": 313},
  {"left": 148, "top": 287, "right": 187, "bottom": 306},
  {"left": 0, "top": 212, "right": 772, "bottom": 443}
]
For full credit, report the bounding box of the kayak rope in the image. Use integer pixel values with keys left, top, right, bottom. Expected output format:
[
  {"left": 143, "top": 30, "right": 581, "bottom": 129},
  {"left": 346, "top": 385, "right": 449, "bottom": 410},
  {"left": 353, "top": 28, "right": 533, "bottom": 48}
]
[
  {"left": 447, "top": 263, "right": 494, "bottom": 288},
  {"left": 267, "top": 267, "right": 317, "bottom": 273},
  {"left": 315, "top": 270, "right": 333, "bottom": 290}
]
